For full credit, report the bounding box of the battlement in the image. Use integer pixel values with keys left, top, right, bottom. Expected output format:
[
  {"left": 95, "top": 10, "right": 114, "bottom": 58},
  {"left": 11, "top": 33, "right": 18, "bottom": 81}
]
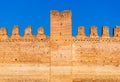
[
  {"left": 0, "top": 25, "right": 120, "bottom": 38},
  {"left": 0, "top": 28, "right": 7, "bottom": 35},
  {"left": 0, "top": 10, "right": 119, "bottom": 38},
  {"left": 0, "top": 10, "right": 119, "bottom": 39},
  {"left": 0, "top": 10, "right": 120, "bottom": 82},
  {"left": 12, "top": 26, "right": 19, "bottom": 35},
  {"left": 102, "top": 26, "right": 109, "bottom": 37}
]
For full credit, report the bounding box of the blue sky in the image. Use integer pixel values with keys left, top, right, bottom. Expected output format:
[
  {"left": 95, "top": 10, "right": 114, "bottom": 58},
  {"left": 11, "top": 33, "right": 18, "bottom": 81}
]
[{"left": 0, "top": 0, "right": 120, "bottom": 36}]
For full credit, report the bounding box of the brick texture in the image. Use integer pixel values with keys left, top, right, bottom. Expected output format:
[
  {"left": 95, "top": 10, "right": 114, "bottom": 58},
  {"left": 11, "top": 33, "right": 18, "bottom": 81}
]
[{"left": 0, "top": 10, "right": 119, "bottom": 82}]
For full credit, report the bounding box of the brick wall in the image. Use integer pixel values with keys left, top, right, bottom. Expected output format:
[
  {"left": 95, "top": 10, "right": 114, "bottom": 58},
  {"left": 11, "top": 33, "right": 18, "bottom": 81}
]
[{"left": 0, "top": 10, "right": 119, "bottom": 81}]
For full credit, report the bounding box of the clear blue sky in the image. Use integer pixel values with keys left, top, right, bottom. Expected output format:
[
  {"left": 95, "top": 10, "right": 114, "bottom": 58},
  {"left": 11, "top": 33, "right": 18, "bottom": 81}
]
[{"left": 0, "top": 0, "right": 120, "bottom": 36}]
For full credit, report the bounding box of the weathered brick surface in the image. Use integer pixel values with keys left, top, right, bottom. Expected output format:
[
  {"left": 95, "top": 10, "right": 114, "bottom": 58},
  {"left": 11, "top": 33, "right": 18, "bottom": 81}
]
[{"left": 0, "top": 10, "right": 119, "bottom": 82}]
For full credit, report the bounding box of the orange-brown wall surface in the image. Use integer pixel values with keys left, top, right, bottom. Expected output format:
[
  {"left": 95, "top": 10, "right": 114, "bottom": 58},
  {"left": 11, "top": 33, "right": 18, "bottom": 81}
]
[{"left": 0, "top": 10, "right": 119, "bottom": 82}]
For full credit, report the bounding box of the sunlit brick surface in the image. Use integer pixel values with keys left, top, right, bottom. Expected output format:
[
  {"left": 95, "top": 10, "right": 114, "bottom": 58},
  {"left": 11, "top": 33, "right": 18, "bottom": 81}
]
[{"left": 0, "top": 10, "right": 119, "bottom": 82}]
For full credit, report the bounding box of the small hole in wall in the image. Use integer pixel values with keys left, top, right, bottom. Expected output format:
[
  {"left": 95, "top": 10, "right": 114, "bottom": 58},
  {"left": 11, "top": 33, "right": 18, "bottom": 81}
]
[{"left": 15, "top": 58, "right": 17, "bottom": 61}]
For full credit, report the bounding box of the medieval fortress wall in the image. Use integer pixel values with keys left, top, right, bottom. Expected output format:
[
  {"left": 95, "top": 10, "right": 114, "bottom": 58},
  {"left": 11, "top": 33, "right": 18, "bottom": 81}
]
[{"left": 0, "top": 10, "right": 119, "bottom": 81}]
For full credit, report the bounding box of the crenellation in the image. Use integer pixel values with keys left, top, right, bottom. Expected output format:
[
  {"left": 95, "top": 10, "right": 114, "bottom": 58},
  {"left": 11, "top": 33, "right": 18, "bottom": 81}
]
[
  {"left": 37, "top": 27, "right": 44, "bottom": 35},
  {"left": 114, "top": 26, "right": 120, "bottom": 37},
  {"left": 0, "top": 26, "right": 120, "bottom": 38},
  {"left": 11, "top": 25, "right": 20, "bottom": 39},
  {"left": 77, "top": 26, "right": 85, "bottom": 37},
  {"left": 24, "top": 26, "right": 32, "bottom": 36},
  {"left": 36, "top": 27, "right": 47, "bottom": 39},
  {"left": 0, "top": 27, "right": 7, "bottom": 35},
  {"left": 90, "top": 26, "right": 98, "bottom": 37},
  {"left": 0, "top": 10, "right": 119, "bottom": 82},
  {"left": 12, "top": 25, "right": 19, "bottom": 35},
  {"left": 102, "top": 26, "right": 109, "bottom": 37},
  {"left": 0, "top": 28, "right": 8, "bottom": 39}
]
